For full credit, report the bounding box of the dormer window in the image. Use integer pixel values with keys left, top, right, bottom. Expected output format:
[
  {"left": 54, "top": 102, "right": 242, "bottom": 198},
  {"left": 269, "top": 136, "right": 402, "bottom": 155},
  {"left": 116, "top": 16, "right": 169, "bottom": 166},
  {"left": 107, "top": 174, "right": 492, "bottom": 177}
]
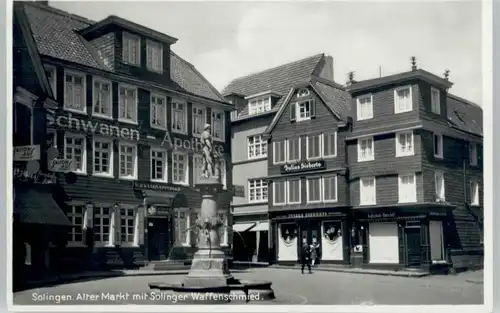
[
  {"left": 248, "top": 96, "right": 271, "bottom": 115},
  {"left": 122, "top": 32, "right": 141, "bottom": 66},
  {"left": 290, "top": 99, "right": 315, "bottom": 122},
  {"left": 431, "top": 87, "right": 441, "bottom": 115},
  {"left": 394, "top": 86, "right": 412, "bottom": 114},
  {"left": 146, "top": 40, "right": 163, "bottom": 73},
  {"left": 297, "top": 88, "right": 310, "bottom": 98}
]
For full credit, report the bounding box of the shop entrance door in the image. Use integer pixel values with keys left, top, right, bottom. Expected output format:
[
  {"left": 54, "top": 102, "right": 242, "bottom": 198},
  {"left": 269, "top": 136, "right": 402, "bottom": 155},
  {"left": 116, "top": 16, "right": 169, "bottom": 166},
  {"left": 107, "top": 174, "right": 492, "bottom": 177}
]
[
  {"left": 147, "top": 218, "right": 172, "bottom": 261},
  {"left": 405, "top": 226, "right": 422, "bottom": 268},
  {"left": 298, "top": 220, "right": 321, "bottom": 261}
]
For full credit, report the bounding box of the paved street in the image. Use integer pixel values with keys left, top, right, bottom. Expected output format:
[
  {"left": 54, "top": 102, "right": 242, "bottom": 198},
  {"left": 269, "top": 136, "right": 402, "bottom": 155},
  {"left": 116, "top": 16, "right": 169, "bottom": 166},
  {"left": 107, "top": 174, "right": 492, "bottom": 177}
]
[{"left": 13, "top": 268, "right": 483, "bottom": 305}]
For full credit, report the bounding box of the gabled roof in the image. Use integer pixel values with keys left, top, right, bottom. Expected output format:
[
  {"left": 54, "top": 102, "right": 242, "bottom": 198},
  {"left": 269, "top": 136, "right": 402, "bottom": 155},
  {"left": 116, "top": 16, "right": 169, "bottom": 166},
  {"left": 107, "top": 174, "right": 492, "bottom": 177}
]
[
  {"left": 264, "top": 76, "right": 351, "bottom": 135},
  {"left": 446, "top": 94, "right": 482, "bottom": 137},
  {"left": 347, "top": 69, "right": 454, "bottom": 93},
  {"left": 223, "top": 53, "right": 325, "bottom": 118},
  {"left": 21, "top": 2, "right": 225, "bottom": 103}
]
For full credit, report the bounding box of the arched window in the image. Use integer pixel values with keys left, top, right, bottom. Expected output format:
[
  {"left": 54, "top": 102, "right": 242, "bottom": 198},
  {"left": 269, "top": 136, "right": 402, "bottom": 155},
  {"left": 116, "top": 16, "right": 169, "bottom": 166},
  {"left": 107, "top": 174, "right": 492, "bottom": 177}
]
[{"left": 297, "top": 88, "right": 310, "bottom": 98}]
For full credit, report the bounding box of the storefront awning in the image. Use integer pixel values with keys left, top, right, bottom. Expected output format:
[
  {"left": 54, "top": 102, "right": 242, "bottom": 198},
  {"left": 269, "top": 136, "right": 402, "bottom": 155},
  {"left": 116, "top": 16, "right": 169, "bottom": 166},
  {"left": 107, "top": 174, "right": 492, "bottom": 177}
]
[
  {"left": 143, "top": 190, "right": 178, "bottom": 207},
  {"left": 250, "top": 221, "right": 269, "bottom": 232},
  {"left": 14, "top": 187, "right": 72, "bottom": 227},
  {"left": 233, "top": 223, "right": 256, "bottom": 232}
]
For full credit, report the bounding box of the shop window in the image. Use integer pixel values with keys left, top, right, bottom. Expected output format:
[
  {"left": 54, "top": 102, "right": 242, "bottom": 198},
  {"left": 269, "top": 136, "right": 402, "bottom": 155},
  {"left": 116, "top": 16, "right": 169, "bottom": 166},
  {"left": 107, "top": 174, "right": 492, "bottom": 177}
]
[
  {"left": 120, "top": 208, "right": 136, "bottom": 245},
  {"left": 67, "top": 205, "right": 84, "bottom": 244},
  {"left": 94, "top": 207, "right": 111, "bottom": 245}
]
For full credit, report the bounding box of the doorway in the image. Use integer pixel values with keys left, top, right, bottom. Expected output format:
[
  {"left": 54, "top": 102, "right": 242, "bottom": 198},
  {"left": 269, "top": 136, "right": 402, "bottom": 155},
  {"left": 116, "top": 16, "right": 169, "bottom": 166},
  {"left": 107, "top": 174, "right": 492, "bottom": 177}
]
[
  {"left": 298, "top": 220, "right": 320, "bottom": 261},
  {"left": 147, "top": 218, "right": 172, "bottom": 261},
  {"left": 405, "top": 226, "right": 422, "bottom": 268}
]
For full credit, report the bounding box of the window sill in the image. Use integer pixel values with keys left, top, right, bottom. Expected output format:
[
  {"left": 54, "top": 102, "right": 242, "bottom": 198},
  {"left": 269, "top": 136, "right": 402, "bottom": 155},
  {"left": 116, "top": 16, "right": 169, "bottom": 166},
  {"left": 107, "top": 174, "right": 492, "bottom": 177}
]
[
  {"left": 92, "top": 113, "right": 113, "bottom": 121},
  {"left": 147, "top": 68, "right": 164, "bottom": 75},
  {"left": 306, "top": 200, "right": 322, "bottom": 204},
  {"left": 470, "top": 203, "right": 481, "bottom": 207},
  {"left": 357, "top": 116, "right": 373, "bottom": 121},
  {"left": 122, "top": 61, "right": 140, "bottom": 67},
  {"left": 273, "top": 161, "right": 286, "bottom": 165},
  {"left": 359, "top": 203, "right": 376, "bottom": 206},
  {"left": 181, "top": 243, "right": 191, "bottom": 248},
  {"left": 398, "top": 200, "right": 417, "bottom": 204},
  {"left": 151, "top": 179, "right": 168, "bottom": 184},
  {"left": 273, "top": 202, "right": 286, "bottom": 206},
  {"left": 396, "top": 153, "right": 414, "bottom": 158},
  {"left": 357, "top": 158, "right": 374, "bottom": 162},
  {"left": 323, "top": 155, "right": 337, "bottom": 159},
  {"left": 394, "top": 109, "right": 413, "bottom": 114},
  {"left": 93, "top": 173, "right": 114, "bottom": 179},
  {"left": 434, "top": 154, "right": 444, "bottom": 159},
  {"left": 296, "top": 117, "right": 312, "bottom": 122},
  {"left": 173, "top": 182, "right": 189, "bottom": 187},
  {"left": 118, "top": 119, "right": 138, "bottom": 126},
  {"left": 220, "top": 244, "right": 229, "bottom": 247},
  {"left": 121, "top": 244, "right": 140, "bottom": 248},
  {"left": 323, "top": 200, "right": 338, "bottom": 203},
  {"left": 119, "top": 176, "right": 137, "bottom": 181},
  {"left": 248, "top": 200, "right": 268, "bottom": 204},
  {"left": 74, "top": 171, "right": 88, "bottom": 176},
  {"left": 287, "top": 201, "right": 301, "bottom": 205},
  {"left": 63, "top": 107, "right": 87, "bottom": 115},
  {"left": 213, "top": 137, "right": 225, "bottom": 143},
  {"left": 151, "top": 124, "right": 167, "bottom": 131},
  {"left": 248, "top": 156, "right": 267, "bottom": 161},
  {"left": 171, "top": 129, "right": 188, "bottom": 136},
  {"left": 66, "top": 242, "right": 86, "bottom": 248},
  {"left": 306, "top": 157, "right": 322, "bottom": 161}
]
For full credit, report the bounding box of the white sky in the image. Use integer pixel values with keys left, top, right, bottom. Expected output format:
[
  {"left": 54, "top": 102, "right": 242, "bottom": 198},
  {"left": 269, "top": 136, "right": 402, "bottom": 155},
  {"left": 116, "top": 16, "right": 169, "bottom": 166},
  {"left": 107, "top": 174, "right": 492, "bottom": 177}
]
[{"left": 50, "top": 1, "right": 482, "bottom": 104}]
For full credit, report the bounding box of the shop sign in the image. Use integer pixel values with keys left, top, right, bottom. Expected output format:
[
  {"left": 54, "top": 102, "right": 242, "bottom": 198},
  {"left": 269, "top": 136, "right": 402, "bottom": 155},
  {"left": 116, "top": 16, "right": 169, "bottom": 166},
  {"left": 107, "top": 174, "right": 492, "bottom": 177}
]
[
  {"left": 134, "top": 181, "right": 181, "bottom": 192},
  {"left": 276, "top": 211, "right": 339, "bottom": 219},
  {"left": 367, "top": 212, "right": 396, "bottom": 219},
  {"left": 46, "top": 112, "right": 141, "bottom": 141},
  {"left": 160, "top": 131, "right": 225, "bottom": 155},
  {"left": 48, "top": 158, "right": 76, "bottom": 173},
  {"left": 14, "top": 145, "right": 40, "bottom": 161},
  {"left": 429, "top": 212, "right": 447, "bottom": 217},
  {"left": 280, "top": 160, "right": 326, "bottom": 174}
]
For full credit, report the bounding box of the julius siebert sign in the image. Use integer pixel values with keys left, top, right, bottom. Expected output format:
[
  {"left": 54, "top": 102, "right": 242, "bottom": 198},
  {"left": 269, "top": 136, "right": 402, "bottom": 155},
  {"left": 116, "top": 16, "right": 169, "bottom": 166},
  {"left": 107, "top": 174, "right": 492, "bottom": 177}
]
[
  {"left": 280, "top": 160, "right": 326, "bottom": 174},
  {"left": 46, "top": 111, "right": 225, "bottom": 155}
]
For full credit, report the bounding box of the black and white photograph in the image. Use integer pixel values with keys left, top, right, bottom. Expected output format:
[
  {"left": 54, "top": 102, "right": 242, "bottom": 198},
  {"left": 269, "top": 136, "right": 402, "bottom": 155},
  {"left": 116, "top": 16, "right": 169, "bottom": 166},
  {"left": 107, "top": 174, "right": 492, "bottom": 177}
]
[{"left": 9, "top": 0, "right": 490, "bottom": 310}]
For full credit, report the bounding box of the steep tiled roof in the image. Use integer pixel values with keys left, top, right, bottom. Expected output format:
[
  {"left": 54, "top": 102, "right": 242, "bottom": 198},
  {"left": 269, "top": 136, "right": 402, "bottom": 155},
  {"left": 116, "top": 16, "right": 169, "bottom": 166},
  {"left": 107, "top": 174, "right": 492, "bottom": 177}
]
[
  {"left": 447, "top": 94, "right": 482, "bottom": 136},
  {"left": 311, "top": 77, "right": 351, "bottom": 120},
  {"left": 223, "top": 53, "right": 324, "bottom": 118},
  {"left": 21, "top": 2, "right": 224, "bottom": 102}
]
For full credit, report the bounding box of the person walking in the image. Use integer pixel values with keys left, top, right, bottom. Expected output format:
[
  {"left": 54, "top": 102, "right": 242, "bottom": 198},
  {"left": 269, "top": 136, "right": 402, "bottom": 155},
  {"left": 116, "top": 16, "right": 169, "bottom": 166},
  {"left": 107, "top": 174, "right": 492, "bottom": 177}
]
[
  {"left": 310, "top": 236, "right": 320, "bottom": 267},
  {"left": 300, "top": 238, "right": 312, "bottom": 274}
]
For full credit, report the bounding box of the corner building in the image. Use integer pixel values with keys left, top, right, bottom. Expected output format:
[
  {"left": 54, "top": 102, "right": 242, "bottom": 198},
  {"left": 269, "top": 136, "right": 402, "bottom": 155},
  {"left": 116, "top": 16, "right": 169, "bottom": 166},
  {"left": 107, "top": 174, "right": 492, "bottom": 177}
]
[
  {"left": 20, "top": 2, "right": 233, "bottom": 270},
  {"left": 346, "top": 67, "right": 483, "bottom": 273}
]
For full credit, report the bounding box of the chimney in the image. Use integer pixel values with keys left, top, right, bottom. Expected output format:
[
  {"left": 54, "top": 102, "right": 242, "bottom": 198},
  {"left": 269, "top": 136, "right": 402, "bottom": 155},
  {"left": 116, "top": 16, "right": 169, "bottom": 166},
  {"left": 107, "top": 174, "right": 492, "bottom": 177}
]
[
  {"left": 411, "top": 56, "right": 417, "bottom": 71},
  {"left": 319, "top": 55, "right": 335, "bottom": 82},
  {"left": 444, "top": 69, "right": 450, "bottom": 81},
  {"left": 346, "top": 71, "right": 357, "bottom": 86}
]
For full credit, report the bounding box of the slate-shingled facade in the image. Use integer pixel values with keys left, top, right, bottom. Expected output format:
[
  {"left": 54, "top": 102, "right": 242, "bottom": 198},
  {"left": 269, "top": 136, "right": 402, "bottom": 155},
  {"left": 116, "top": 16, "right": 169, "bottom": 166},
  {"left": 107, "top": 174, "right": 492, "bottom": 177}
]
[
  {"left": 16, "top": 1, "right": 234, "bottom": 271},
  {"left": 224, "top": 54, "right": 483, "bottom": 273}
]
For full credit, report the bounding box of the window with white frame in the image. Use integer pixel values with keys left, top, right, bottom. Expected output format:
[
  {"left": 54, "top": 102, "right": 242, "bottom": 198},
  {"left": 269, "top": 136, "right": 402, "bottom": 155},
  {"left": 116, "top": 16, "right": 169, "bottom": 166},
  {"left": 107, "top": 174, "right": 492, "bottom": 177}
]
[
  {"left": 64, "top": 70, "right": 86, "bottom": 112},
  {"left": 357, "top": 137, "right": 374, "bottom": 162},
  {"left": 248, "top": 135, "right": 267, "bottom": 159},
  {"left": 44, "top": 64, "right": 56, "bottom": 99},
  {"left": 248, "top": 179, "right": 268, "bottom": 203},
  {"left": 150, "top": 93, "right": 167, "bottom": 129},
  {"left": 118, "top": 85, "right": 138, "bottom": 122},
  {"left": 92, "top": 78, "right": 112, "bottom": 118},
  {"left": 323, "top": 175, "right": 338, "bottom": 202},
  {"left": 470, "top": 180, "right": 480, "bottom": 205},
  {"left": 433, "top": 133, "right": 443, "bottom": 158},
  {"left": 287, "top": 179, "right": 301, "bottom": 204},
  {"left": 192, "top": 105, "right": 206, "bottom": 136},
  {"left": 396, "top": 131, "right": 414, "bottom": 157},
  {"left": 394, "top": 86, "right": 412, "bottom": 113},
  {"left": 172, "top": 100, "right": 187, "bottom": 134},
  {"left": 297, "top": 100, "right": 312, "bottom": 121},
  {"left": 94, "top": 207, "right": 111, "bottom": 244},
  {"left": 435, "top": 171, "right": 445, "bottom": 201},
  {"left": 307, "top": 177, "right": 322, "bottom": 203},
  {"left": 146, "top": 40, "right": 163, "bottom": 72},
  {"left": 360, "top": 177, "right": 376, "bottom": 205},
  {"left": 122, "top": 32, "right": 140, "bottom": 65},
  {"left": 297, "top": 88, "right": 310, "bottom": 98},
  {"left": 273, "top": 140, "right": 286, "bottom": 164},
  {"left": 323, "top": 132, "right": 337, "bottom": 157},
  {"left": 357, "top": 95, "right": 373, "bottom": 120},
  {"left": 151, "top": 148, "right": 167, "bottom": 182},
  {"left": 93, "top": 138, "right": 113, "bottom": 177},
  {"left": 172, "top": 152, "right": 188, "bottom": 184},
  {"left": 193, "top": 154, "right": 204, "bottom": 183},
  {"left": 119, "top": 142, "right": 137, "bottom": 179},
  {"left": 287, "top": 137, "right": 301, "bottom": 162},
  {"left": 469, "top": 143, "right": 478, "bottom": 166},
  {"left": 273, "top": 181, "right": 286, "bottom": 205},
  {"left": 66, "top": 205, "right": 83, "bottom": 243},
  {"left": 398, "top": 174, "right": 416, "bottom": 203},
  {"left": 248, "top": 96, "right": 271, "bottom": 115},
  {"left": 306, "top": 134, "right": 322, "bottom": 159},
  {"left": 120, "top": 208, "right": 136, "bottom": 244},
  {"left": 64, "top": 134, "right": 86, "bottom": 174},
  {"left": 431, "top": 87, "right": 441, "bottom": 115},
  {"left": 211, "top": 110, "right": 225, "bottom": 141}
]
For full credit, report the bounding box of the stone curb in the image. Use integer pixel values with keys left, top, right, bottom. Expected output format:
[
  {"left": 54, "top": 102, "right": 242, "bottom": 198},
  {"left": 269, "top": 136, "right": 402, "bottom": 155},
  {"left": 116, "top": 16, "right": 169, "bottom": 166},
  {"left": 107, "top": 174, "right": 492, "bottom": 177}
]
[{"left": 271, "top": 266, "right": 430, "bottom": 278}]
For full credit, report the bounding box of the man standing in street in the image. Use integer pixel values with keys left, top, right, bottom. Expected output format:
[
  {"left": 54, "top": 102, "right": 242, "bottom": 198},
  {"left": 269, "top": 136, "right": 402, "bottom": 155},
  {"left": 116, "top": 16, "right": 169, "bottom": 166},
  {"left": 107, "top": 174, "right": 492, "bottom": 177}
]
[{"left": 300, "top": 238, "right": 312, "bottom": 274}]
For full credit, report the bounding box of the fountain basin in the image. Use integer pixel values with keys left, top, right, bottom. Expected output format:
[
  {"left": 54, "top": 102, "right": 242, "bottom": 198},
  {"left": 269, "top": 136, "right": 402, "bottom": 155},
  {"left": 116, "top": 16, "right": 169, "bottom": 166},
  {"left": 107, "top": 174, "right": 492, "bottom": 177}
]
[{"left": 148, "top": 279, "right": 275, "bottom": 304}]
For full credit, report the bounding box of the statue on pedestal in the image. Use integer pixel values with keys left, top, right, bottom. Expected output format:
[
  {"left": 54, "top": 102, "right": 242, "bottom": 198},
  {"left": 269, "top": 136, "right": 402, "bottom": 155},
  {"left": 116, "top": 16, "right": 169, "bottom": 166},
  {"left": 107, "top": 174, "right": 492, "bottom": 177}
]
[{"left": 200, "top": 124, "right": 220, "bottom": 180}]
